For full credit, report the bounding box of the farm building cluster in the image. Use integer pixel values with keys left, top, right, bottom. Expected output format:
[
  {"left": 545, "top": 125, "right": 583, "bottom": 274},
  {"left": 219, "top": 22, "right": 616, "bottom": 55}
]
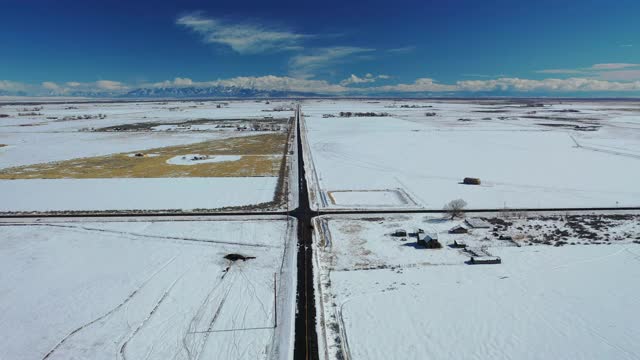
[{"left": 388, "top": 217, "right": 501, "bottom": 264}]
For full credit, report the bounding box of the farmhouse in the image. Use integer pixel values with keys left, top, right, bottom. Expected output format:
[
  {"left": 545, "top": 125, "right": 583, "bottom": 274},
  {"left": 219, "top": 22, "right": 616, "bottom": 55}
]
[
  {"left": 466, "top": 218, "right": 491, "bottom": 229},
  {"left": 417, "top": 232, "right": 441, "bottom": 249}
]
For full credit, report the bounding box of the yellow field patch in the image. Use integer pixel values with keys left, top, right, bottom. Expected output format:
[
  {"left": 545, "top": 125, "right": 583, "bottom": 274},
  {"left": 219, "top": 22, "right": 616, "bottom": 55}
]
[{"left": 0, "top": 133, "right": 287, "bottom": 179}]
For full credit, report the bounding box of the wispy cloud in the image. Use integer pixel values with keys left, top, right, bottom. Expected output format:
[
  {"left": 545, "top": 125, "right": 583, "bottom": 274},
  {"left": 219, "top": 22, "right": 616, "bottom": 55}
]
[
  {"left": 462, "top": 73, "right": 508, "bottom": 78},
  {"left": 289, "top": 46, "right": 374, "bottom": 78},
  {"left": 589, "top": 63, "right": 640, "bottom": 70},
  {"left": 387, "top": 46, "right": 416, "bottom": 54},
  {"left": 536, "top": 69, "right": 587, "bottom": 74},
  {"left": 176, "top": 12, "right": 308, "bottom": 54},
  {"left": 538, "top": 63, "right": 640, "bottom": 74},
  {"left": 597, "top": 70, "right": 640, "bottom": 81},
  {"left": 536, "top": 63, "right": 640, "bottom": 81}
]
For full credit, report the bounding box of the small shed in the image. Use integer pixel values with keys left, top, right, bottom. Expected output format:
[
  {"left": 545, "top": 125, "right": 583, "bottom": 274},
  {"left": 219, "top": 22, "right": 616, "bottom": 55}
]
[
  {"left": 463, "top": 177, "right": 481, "bottom": 185},
  {"left": 391, "top": 229, "right": 407, "bottom": 237},
  {"left": 466, "top": 218, "right": 491, "bottom": 229},
  {"left": 448, "top": 225, "right": 468, "bottom": 234},
  {"left": 449, "top": 240, "right": 467, "bottom": 248},
  {"left": 468, "top": 256, "right": 501, "bottom": 265},
  {"left": 417, "top": 232, "right": 441, "bottom": 249}
]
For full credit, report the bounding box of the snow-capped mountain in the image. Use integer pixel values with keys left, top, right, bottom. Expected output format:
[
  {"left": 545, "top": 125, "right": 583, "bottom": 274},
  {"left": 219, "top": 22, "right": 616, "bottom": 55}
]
[{"left": 122, "top": 86, "right": 319, "bottom": 98}]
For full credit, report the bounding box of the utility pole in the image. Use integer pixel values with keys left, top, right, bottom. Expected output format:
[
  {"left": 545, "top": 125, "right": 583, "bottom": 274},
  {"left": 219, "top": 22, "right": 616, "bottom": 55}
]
[{"left": 274, "top": 272, "right": 277, "bottom": 328}]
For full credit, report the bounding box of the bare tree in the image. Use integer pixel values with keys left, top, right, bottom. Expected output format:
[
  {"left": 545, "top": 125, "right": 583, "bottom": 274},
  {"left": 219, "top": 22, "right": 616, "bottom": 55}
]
[{"left": 444, "top": 199, "right": 467, "bottom": 220}]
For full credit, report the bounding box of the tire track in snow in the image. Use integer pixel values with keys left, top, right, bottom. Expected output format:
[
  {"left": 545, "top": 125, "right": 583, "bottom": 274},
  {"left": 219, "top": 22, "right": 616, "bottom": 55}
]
[
  {"left": 41, "top": 255, "right": 178, "bottom": 360},
  {"left": 195, "top": 277, "right": 235, "bottom": 360},
  {"left": 182, "top": 266, "right": 235, "bottom": 360},
  {"left": 119, "top": 273, "right": 184, "bottom": 360},
  {"left": 22, "top": 223, "right": 277, "bottom": 248}
]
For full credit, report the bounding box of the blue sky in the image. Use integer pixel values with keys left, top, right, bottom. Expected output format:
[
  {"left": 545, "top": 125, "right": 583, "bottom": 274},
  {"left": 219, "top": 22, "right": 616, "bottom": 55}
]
[{"left": 1, "top": 0, "right": 639, "bottom": 95}]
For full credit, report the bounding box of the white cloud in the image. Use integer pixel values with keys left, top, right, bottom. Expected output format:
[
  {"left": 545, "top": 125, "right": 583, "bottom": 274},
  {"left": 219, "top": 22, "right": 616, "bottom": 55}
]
[
  {"left": 7, "top": 73, "right": 640, "bottom": 97},
  {"left": 31, "top": 80, "right": 129, "bottom": 95},
  {"left": 455, "top": 77, "right": 640, "bottom": 92},
  {"left": 176, "top": 13, "right": 307, "bottom": 54},
  {"left": 0, "top": 80, "right": 29, "bottom": 92},
  {"left": 373, "top": 78, "right": 457, "bottom": 92},
  {"left": 95, "top": 80, "right": 128, "bottom": 91},
  {"left": 152, "top": 77, "right": 195, "bottom": 87},
  {"left": 145, "top": 75, "right": 349, "bottom": 93},
  {"left": 41, "top": 82, "right": 60, "bottom": 90},
  {"left": 340, "top": 73, "right": 391, "bottom": 86},
  {"left": 289, "top": 46, "right": 374, "bottom": 78},
  {"left": 216, "top": 75, "right": 348, "bottom": 93},
  {"left": 368, "top": 77, "right": 640, "bottom": 93}
]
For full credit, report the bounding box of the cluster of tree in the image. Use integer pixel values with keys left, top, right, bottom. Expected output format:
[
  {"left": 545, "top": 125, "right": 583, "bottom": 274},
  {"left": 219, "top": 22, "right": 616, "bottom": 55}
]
[
  {"left": 236, "top": 122, "right": 282, "bottom": 131},
  {"left": 269, "top": 105, "right": 294, "bottom": 112},
  {"left": 338, "top": 111, "right": 390, "bottom": 117},
  {"left": 18, "top": 112, "right": 42, "bottom": 116},
  {"left": 425, "top": 112, "right": 437, "bottom": 117},
  {"left": 62, "top": 114, "right": 107, "bottom": 120},
  {"left": 444, "top": 199, "right": 467, "bottom": 220},
  {"left": 400, "top": 104, "right": 433, "bottom": 108}
]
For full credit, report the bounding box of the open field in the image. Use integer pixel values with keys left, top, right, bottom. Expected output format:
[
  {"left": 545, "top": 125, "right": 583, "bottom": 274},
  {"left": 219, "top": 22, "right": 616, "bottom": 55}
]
[
  {"left": 0, "top": 100, "right": 293, "bottom": 212},
  {"left": 313, "top": 213, "right": 640, "bottom": 360},
  {"left": 0, "top": 217, "right": 297, "bottom": 360},
  {"left": 0, "top": 133, "right": 286, "bottom": 179},
  {"left": 301, "top": 99, "right": 640, "bottom": 210}
]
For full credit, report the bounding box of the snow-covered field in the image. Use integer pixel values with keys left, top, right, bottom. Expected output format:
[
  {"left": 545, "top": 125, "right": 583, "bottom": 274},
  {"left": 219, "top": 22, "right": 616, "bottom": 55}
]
[
  {"left": 0, "top": 217, "right": 297, "bottom": 360},
  {"left": 301, "top": 99, "right": 640, "bottom": 210},
  {"left": 0, "top": 178, "right": 278, "bottom": 212},
  {"left": 0, "top": 100, "right": 294, "bottom": 212},
  {"left": 313, "top": 213, "right": 640, "bottom": 360}
]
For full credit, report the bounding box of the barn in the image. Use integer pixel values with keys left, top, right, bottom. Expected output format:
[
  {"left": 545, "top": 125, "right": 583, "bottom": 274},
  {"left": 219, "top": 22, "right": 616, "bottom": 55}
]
[
  {"left": 417, "top": 232, "right": 441, "bottom": 249},
  {"left": 465, "top": 218, "right": 491, "bottom": 229}
]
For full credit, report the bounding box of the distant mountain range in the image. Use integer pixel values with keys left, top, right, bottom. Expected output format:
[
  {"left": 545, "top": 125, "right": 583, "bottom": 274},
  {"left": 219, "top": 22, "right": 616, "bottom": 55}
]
[
  {"left": 4, "top": 85, "right": 638, "bottom": 100},
  {"left": 0, "top": 85, "right": 320, "bottom": 99},
  {"left": 122, "top": 86, "right": 319, "bottom": 98}
]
